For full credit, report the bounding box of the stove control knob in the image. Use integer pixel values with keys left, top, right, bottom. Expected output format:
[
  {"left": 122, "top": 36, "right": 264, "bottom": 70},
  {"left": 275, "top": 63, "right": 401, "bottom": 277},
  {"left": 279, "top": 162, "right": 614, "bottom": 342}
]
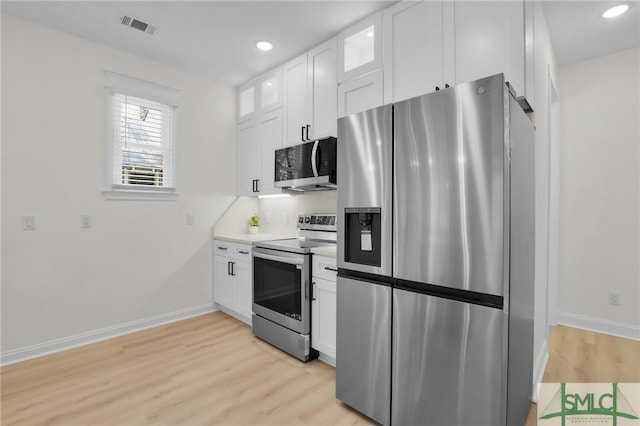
[{"left": 305, "top": 217, "right": 310, "bottom": 224}]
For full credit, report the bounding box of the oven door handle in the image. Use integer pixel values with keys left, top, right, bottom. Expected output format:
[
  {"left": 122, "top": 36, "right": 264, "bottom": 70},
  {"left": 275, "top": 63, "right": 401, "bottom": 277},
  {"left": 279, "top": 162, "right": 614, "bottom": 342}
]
[{"left": 253, "top": 249, "right": 305, "bottom": 266}]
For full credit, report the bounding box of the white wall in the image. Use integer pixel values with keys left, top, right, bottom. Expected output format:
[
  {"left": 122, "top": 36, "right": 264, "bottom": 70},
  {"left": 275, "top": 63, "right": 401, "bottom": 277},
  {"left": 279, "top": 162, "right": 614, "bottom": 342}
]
[
  {"left": 258, "top": 191, "right": 337, "bottom": 235},
  {"left": 527, "top": 0, "right": 559, "bottom": 388},
  {"left": 1, "top": 13, "right": 237, "bottom": 355},
  {"left": 558, "top": 47, "right": 640, "bottom": 334}
]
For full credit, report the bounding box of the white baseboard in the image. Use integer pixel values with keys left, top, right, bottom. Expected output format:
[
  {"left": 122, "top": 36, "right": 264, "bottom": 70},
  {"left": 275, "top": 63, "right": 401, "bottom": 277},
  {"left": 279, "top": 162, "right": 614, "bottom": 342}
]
[
  {"left": 216, "top": 305, "right": 251, "bottom": 326},
  {"left": 557, "top": 311, "right": 640, "bottom": 341},
  {"left": 1, "top": 303, "right": 217, "bottom": 366},
  {"left": 531, "top": 338, "right": 549, "bottom": 403},
  {"left": 318, "top": 352, "right": 336, "bottom": 367}
]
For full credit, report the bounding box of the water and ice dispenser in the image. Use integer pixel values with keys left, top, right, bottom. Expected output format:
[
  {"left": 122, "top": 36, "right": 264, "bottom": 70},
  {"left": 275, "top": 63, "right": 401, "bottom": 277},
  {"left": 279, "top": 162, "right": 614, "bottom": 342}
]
[{"left": 343, "top": 207, "right": 382, "bottom": 267}]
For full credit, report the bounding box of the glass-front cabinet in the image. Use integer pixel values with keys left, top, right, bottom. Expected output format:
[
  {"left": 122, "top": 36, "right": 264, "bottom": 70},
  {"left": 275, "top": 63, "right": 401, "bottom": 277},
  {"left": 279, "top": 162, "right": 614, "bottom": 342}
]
[
  {"left": 237, "top": 66, "right": 282, "bottom": 122},
  {"left": 337, "top": 11, "right": 382, "bottom": 83}
]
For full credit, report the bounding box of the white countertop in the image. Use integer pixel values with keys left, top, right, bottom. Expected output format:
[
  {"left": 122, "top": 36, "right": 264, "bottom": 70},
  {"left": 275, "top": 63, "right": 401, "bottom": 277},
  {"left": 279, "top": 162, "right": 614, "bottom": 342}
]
[
  {"left": 213, "top": 233, "right": 291, "bottom": 244},
  {"left": 214, "top": 234, "right": 337, "bottom": 258},
  {"left": 311, "top": 245, "right": 337, "bottom": 258}
]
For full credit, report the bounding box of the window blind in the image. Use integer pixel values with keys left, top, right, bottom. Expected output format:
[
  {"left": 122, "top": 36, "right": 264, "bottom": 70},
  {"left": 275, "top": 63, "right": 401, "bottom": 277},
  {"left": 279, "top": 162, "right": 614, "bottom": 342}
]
[{"left": 111, "top": 93, "right": 175, "bottom": 189}]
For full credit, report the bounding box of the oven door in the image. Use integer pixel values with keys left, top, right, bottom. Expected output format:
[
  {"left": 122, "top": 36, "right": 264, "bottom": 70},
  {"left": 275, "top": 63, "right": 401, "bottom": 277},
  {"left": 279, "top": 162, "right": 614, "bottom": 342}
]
[{"left": 252, "top": 247, "right": 310, "bottom": 334}]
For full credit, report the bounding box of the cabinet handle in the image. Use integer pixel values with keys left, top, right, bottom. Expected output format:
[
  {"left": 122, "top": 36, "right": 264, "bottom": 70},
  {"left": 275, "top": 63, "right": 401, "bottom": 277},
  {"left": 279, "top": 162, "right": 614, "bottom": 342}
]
[
  {"left": 312, "top": 281, "right": 316, "bottom": 301},
  {"left": 445, "top": 83, "right": 450, "bottom": 89},
  {"left": 301, "top": 126, "right": 305, "bottom": 142},
  {"left": 217, "top": 246, "right": 228, "bottom": 251},
  {"left": 255, "top": 179, "right": 260, "bottom": 192},
  {"left": 435, "top": 86, "right": 440, "bottom": 91},
  {"left": 227, "top": 261, "right": 232, "bottom": 276},
  {"left": 306, "top": 124, "right": 311, "bottom": 141},
  {"left": 238, "top": 250, "right": 250, "bottom": 255},
  {"left": 324, "top": 266, "right": 338, "bottom": 272},
  {"left": 230, "top": 261, "right": 236, "bottom": 276}
]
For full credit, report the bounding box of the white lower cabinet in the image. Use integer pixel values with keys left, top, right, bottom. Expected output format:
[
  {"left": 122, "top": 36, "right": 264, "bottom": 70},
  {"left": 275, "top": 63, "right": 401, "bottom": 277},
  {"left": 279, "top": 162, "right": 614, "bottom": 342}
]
[
  {"left": 312, "top": 255, "right": 337, "bottom": 364},
  {"left": 214, "top": 240, "right": 252, "bottom": 325}
]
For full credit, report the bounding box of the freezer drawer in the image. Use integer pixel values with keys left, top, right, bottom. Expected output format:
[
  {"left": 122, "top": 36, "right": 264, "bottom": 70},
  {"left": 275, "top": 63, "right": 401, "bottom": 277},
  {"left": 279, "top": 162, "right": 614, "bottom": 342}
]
[
  {"left": 392, "top": 287, "right": 506, "bottom": 426},
  {"left": 336, "top": 275, "right": 391, "bottom": 425}
]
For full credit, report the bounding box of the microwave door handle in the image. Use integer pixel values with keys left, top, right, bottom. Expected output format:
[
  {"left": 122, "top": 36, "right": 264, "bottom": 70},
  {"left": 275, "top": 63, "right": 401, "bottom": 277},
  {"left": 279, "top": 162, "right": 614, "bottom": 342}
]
[
  {"left": 311, "top": 140, "right": 319, "bottom": 177},
  {"left": 253, "top": 250, "right": 305, "bottom": 266}
]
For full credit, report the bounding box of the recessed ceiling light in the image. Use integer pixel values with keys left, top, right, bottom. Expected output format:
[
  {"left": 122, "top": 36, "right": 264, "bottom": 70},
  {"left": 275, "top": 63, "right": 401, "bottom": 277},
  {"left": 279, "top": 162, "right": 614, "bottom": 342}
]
[
  {"left": 602, "top": 4, "right": 629, "bottom": 18},
  {"left": 256, "top": 41, "right": 273, "bottom": 51},
  {"left": 366, "top": 31, "right": 374, "bottom": 38}
]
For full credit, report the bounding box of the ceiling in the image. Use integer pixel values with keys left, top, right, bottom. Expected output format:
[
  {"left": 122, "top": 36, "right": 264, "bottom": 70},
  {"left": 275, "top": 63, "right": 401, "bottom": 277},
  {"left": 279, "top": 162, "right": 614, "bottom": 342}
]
[
  {"left": 542, "top": 0, "right": 640, "bottom": 66},
  {"left": 0, "top": 1, "right": 395, "bottom": 87},
  {"left": 2, "top": 1, "right": 639, "bottom": 87}
]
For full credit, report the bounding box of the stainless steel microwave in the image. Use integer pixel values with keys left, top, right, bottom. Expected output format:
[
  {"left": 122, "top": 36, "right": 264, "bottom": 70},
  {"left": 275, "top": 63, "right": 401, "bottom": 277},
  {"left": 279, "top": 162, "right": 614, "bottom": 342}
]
[{"left": 274, "top": 137, "right": 337, "bottom": 191}]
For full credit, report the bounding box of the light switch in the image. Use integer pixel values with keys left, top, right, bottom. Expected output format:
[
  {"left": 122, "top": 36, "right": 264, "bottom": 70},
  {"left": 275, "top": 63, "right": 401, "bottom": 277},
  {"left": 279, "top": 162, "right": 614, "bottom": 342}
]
[
  {"left": 187, "top": 213, "right": 195, "bottom": 226},
  {"left": 23, "top": 215, "right": 36, "bottom": 230},
  {"left": 81, "top": 214, "right": 92, "bottom": 228}
]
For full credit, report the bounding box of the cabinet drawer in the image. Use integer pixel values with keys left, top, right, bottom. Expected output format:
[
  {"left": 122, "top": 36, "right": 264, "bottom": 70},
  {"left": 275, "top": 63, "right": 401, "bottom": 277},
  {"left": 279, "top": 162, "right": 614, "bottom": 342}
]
[
  {"left": 313, "top": 255, "right": 337, "bottom": 282},
  {"left": 214, "top": 240, "right": 252, "bottom": 260},
  {"left": 234, "top": 246, "right": 253, "bottom": 261}
]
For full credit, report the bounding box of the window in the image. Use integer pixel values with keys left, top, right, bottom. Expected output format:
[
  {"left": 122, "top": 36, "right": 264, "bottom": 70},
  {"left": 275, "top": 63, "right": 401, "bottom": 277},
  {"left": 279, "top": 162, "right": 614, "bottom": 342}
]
[{"left": 104, "top": 72, "right": 180, "bottom": 200}]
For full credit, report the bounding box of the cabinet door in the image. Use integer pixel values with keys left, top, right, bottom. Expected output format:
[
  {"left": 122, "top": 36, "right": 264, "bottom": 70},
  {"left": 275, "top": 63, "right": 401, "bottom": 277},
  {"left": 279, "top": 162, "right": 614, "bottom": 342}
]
[
  {"left": 237, "top": 82, "right": 257, "bottom": 123},
  {"left": 383, "top": 1, "right": 444, "bottom": 103},
  {"left": 283, "top": 53, "right": 311, "bottom": 147},
  {"left": 338, "top": 12, "right": 383, "bottom": 83},
  {"left": 237, "top": 119, "right": 261, "bottom": 196},
  {"left": 452, "top": 1, "right": 525, "bottom": 95},
  {"left": 234, "top": 260, "right": 252, "bottom": 320},
  {"left": 214, "top": 255, "right": 235, "bottom": 309},
  {"left": 308, "top": 38, "right": 338, "bottom": 140},
  {"left": 259, "top": 67, "right": 282, "bottom": 112},
  {"left": 258, "top": 109, "right": 283, "bottom": 196},
  {"left": 337, "top": 69, "right": 384, "bottom": 118},
  {"left": 312, "top": 277, "right": 337, "bottom": 359}
]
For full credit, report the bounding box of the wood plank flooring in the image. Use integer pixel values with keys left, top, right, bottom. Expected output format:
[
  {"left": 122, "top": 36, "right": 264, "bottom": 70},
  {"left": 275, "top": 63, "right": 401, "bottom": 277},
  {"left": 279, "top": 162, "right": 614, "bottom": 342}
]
[
  {"left": 2, "top": 313, "right": 638, "bottom": 425},
  {"left": 523, "top": 325, "right": 640, "bottom": 426}
]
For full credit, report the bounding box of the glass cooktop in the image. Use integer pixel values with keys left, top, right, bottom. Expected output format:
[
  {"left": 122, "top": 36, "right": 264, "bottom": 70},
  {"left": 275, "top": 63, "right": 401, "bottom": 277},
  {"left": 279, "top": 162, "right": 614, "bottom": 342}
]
[{"left": 254, "top": 238, "right": 336, "bottom": 254}]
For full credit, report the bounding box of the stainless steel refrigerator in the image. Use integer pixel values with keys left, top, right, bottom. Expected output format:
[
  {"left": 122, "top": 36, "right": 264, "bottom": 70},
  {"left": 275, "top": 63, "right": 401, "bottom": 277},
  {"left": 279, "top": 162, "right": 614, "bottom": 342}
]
[{"left": 336, "top": 74, "right": 534, "bottom": 426}]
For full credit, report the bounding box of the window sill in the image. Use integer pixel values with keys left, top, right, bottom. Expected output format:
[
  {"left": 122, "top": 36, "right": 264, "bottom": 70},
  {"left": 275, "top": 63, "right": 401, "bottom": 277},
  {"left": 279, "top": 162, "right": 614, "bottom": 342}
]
[{"left": 103, "top": 188, "right": 179, "bottom": 201}]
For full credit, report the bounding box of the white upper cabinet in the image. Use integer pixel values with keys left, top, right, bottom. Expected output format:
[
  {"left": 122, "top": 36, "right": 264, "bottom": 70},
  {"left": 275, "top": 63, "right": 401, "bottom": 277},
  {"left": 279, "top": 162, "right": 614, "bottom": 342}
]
[
  {"left": 237, "top": 66, "right": 282, "bottom": 123},
  {"left": 258, "top": 109, "right": 284, "bottom": 196},
  {"left": 308, "top": 38, "right": 338, "bottom": 142},
  {"left": 283, "top": 37, "right": 337, "bottom": 147},
  {"left": 383, "top": 0, "right": 534, "bottom": 110},
  {"left": 383, "top": 1, "right": 443, "bottom": 104},
  {"left": 337, "top": 12, "right": 383, "bottom": 83},
  {"left": 453, "top": 1, "right": 531, "bottom": 108},
  {"left": 283, "top": 53, "right": 310, "bottom": 146},
  {"left": 337, "top": 68, "right": 384, "bottom": 118},
  {"left": 238, "top": 85, "right": 256, "bottom": 121},
  {"left": 237, "top": 119, "right": 260, "bottom": 196},
  {"left": 237, "top": 109, "right": 283, "bottom": 196}
]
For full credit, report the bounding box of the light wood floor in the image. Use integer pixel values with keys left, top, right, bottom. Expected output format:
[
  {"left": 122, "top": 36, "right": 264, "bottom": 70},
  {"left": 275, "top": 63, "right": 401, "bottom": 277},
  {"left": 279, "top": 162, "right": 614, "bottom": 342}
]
[
  {"left": 2, "top": 313, "right": 638, "bottom": 425},
  {"left": 523, "top": 324, "right": 640, "bottom": 426}
]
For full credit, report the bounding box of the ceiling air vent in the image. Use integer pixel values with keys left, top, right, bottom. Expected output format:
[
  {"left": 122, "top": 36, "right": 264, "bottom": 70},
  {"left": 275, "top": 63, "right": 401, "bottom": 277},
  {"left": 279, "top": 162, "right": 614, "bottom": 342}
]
[{"left": 120, "top": 15, "right": 158, "bottom": 35}]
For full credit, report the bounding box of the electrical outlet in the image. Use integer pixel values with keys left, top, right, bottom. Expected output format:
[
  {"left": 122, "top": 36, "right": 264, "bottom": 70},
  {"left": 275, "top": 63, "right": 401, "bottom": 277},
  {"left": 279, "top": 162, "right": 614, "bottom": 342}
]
[
  {"left": 22, "top": 215, "right": 36, "bottom": 230},
  {"left": 187, "top": 213, "right": 195, "bottom": 226},
  {"left": 81, "top": 214, "right": 92, "bottom": 228},
  {"left": 609, "top": 291, "right": 621, "bottom": 306}
]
